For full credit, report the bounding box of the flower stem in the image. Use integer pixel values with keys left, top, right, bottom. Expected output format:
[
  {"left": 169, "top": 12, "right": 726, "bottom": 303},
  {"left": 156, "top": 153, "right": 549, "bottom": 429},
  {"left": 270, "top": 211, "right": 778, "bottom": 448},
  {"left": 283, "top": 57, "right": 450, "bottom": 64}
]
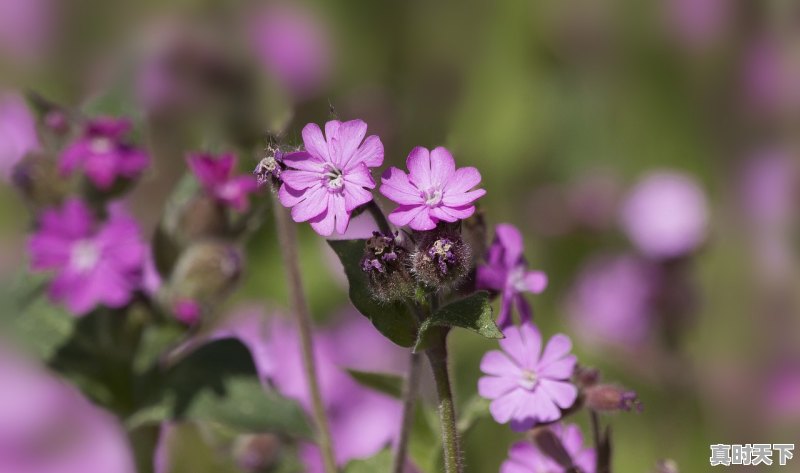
[
  {"left": 392, "top": 351, "right": 422, "bottom": 473},
  {"left": 365, "top": 200, "right": 392, "bottom": 234},
  {"left": 426, "top": 328, "right": 462, "bottom": 473},
  {"left": 271, "top": 194, "right": 337, "bottom": 473}
]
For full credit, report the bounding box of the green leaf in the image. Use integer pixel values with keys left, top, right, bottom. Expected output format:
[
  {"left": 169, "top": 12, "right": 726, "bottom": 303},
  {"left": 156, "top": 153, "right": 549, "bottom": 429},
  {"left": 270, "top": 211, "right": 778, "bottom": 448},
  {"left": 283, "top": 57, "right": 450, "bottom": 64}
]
[
  {"left": 327, "top": 239, "right": 417, "bottom": 347},
  {"left": 133, "top": 338, "right": 312, "bottom": 438},
  {"left": 342, "top": 448, "right": 393, "bottom": 473},
  {"left": 346, "top": 369, "right": 404, "bottom": 399},
  {"left": 413, "top": 292, "right": 502, "bottom": 352}
]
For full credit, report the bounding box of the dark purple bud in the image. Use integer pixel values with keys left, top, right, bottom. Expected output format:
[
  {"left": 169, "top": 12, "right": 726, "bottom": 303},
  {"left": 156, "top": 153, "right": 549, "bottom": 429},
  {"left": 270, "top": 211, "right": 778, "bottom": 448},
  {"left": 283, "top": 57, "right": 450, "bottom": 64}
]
[
  {"left": 585, "top": 384, "right": 643, "bottom": 412},
  {"left": 412, "top": 229, "right": 472, "bottom": 288},
  {"left": 361, "top": 231, "right": 414, "bottom": 302}
]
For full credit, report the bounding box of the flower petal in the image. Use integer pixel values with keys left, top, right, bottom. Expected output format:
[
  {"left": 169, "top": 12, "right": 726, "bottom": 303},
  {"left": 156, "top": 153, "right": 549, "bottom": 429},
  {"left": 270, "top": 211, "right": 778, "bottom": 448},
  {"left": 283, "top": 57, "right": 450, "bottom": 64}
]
[
  {"left": 523, "top": 270, "right": 548, "bottom": 294},
  {"left": 309, "top": 207, "right": 335, "bottom": 236},
  {"left": 476, "top": 264, "right": 507, "bottom": 292},
  {"left": 290, "top": 185, "right": 329, "bottom": 222},
  {"left": 343, "top": 184, "right": 373, "bottom": 212},
  {"left": 539, "top": 333, "right": 574, "bottom": 369},
  {"left": 282, "top": 151, "right": 324, "bottom": 172},
  {"left": 278, "top": 184, "right": 306, "bottom": 207},
  {"left": 489, "top": 389, "right": 526, "bottom": 424},
  {"left": 538, "top": 354, "right": 577, "bottom": 380},
  {"left": 478, "top": 375, "right": 518, "bottom": 399},
  {"left": 514, "top": 387, "right": 561, "bottom": 424},
  {"left": 301, "top": 122, "right": 330, "bottom": 162},
  {"left": 500, "top": 323, "right": 541, "bottom": 370},
  {"left": 282, "top": 169, "right": 323, "bottom": 190},
  {"left": 480, "top": 350, "right": 520, "bottom": 377},
  {"left": 348, "top": 134, "right": 384, "bottom": 170},
  {"left": 442, "top": 188, "right": 486, "bottom": 207},
  {"left": 380, "top": 167, "right": 421, "bottom": 205},
  {"left": 344, "top": 163, "right": 375, "bottom": 190},
  {"left": 430, "top": 204, "right": 475, "bottom": 221},
  {"left": 406, "top": 146, "right": 432, "bottom": 190},
  {"left": 495, "top": 223, "right": 524, "bottom": 268},
  {"left": 445, "top": 166, "right": 482, "bottom": 194},
  {"left": 538, "top": 379, "right": 578, "bottom": 409},
  {"left": 429, "top": 147, "right": 456, "bottom": 186},
  {"left": 330, "top": 119, "right": 367, "bottom": 169},
  {"left": 387, "top": 205, "right": 437, "bottom": 231}
]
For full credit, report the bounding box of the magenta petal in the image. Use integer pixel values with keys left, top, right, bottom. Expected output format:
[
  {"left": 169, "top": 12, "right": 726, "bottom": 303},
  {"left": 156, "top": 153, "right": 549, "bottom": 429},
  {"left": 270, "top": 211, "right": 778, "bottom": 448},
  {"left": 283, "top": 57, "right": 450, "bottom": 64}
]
[
  {"left": 59, "top": 142, "right": 88, "bottom": 175},
  {"left": 517, "top": 387, "right": 561, "bottom": 423},
  {"left": 117, "top": 149, "right": 150, "bottom": 177},
  {"left": 496, "top": 290, "right": 514, "bottom": 328},
  {"left": 282, "top": 151, "right": 324, "bottom": 172},
  {"left": 84, "top": 153, "right": 119, "bottom": 189},
  {"left": 309, "top": 207, "right": 335, "bottom": 236},
  {"left": 538, "top": 355, "right": 577, "bottom": 380},
  {"left": 40, "top": 199, "right": 94, "bottom": 238},
  {"left": 28, "top": 234, "right": 72, "bottom": 270},
  {"left": 500, "top": 324, "right": 541, "bottom": 370},
  {"left": 330, "top": 119, "right": 367, "bottom": 169},
  {"left": 539, "top": 334, "right": 573, "bottom": 369},
  {"left": 442, "top": 188, "right": 486, "bottom": 207},
  {"left": 478, "top": 375, "right": 518, "bottom": 399},
  {"left": 301, "top": 122, "right": 330, "bottom": 162},
  {"left": 330, "top": 193, "right": 349, "bottom": 234},
  {"left": 349, "top": 134, "right": 384, "bottom": 170},
  {"left": 387, "top": 204, "right": 424, "bottom": 226},
  {"left": 476, "top": 264, "right": 507, "bottom": 291},
  {"left": 480, "top": 350, "right": 521, "bottom": 377},
  {"left": 495, "top": 223, "right": 524, "bottom": 268},
  {"left": 278, "top": 184, "right": 307, "bottom": 207},
  {"left": 445, "top": 166, "right": 482, "bottom": 193},
  {"left": 490, "top": 389, "right": 526, "bottom": 424},
  {"left": 344, "top": 163, "right": 375, "bottom": 189},
  {"left": 429, "top": 147, "right": 456, "bottom": 185},
  {"left": 405, "top": 146, "right": 432, "bottom": 189},
  {"left": 524, "top": 271, "right": 548, "bottom": 294},
  {"left": 187, "top": 153, "right": 233, "bottom": 188},
  {"left": 290, "top": 186, "right": 329, "bottom": 222},
  {"left": 343, "top": 184, "right": 373, "bottom": 212},
  {"left": 380, "top": 167, "right": 421, "bottom": 205},
  {"left": 430, "top": 204, "right": 475, "bottom": 221},
  {"left": 539, "top": 379, "right": 578, "bottom": 409},
  {"left": 515, "top": 295, "right": 532, "bottom": 325},
  {"left": 282, "top": 169, "right": 323, "bottom": 190}
]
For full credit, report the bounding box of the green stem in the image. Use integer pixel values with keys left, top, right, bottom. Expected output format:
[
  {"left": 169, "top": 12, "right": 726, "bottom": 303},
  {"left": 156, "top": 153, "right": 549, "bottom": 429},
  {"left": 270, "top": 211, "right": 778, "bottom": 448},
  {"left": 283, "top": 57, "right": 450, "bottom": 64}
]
[
  {"left": 365, "top": 200, "right": 392, "bottom": 234},
  {"left": 271, "top": 194, "right": 338, "bottom": 473},
  {"left": 426, "top": 328, "right": 462, "bottom": 473},
  {"left": 392, "top": 351, "right": 422, "bottom": 473}
]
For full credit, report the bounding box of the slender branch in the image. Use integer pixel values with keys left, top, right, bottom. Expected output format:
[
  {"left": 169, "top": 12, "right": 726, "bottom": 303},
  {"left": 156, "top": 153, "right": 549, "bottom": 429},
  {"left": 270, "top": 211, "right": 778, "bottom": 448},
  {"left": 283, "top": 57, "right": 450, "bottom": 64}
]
[
  {"left": 270, "top": 193, "right": 337, "bottom": 473},
  {"left": 426, "top": 328, "right": 462, "bottom": 473},
  {"left": 392, "top": 351, "right": 422, "bottom": 473}
]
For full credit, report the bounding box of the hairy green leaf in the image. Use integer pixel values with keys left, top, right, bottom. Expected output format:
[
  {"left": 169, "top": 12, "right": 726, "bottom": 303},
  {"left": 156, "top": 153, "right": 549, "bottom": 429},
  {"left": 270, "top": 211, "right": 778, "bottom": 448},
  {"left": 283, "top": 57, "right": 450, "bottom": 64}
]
[
  {"left": 414, "top": 292, "right": 502, "bottom": 352},
  {"left": 346, "top": 369, "right": 404, "bottom": 399}
]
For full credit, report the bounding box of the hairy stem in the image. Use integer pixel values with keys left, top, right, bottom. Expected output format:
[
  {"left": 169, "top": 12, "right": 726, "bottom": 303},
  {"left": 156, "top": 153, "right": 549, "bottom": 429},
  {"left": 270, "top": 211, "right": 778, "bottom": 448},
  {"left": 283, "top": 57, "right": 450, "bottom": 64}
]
[
  {"left": 271, "top": 195, "right": 337, "bottom": 473},
  {"left": 392, "top": 351, "right": 422, "bottom": 473},
  {"left": 426, "top": 329, "right": 462, "bottom": 473}
]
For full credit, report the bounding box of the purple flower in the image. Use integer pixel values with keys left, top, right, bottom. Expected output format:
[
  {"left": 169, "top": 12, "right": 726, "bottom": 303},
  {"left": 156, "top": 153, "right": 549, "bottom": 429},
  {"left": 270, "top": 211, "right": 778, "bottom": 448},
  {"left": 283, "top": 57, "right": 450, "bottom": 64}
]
[
  {"left": 380, "top": 146, "right": 485, "bottom": 231},
  {"left": 187, "top": 152, "right": 258, "bottom": 212},
  {"left": 248, "top": 4, "right": 332, "bottom": 99},
  {"left": 0, "top": 345, "right": 136, "bottom": 473},
  {"left": 0, "top": 0, "right": 52, "bottom": 62},
  {"left": 567, "top": 253, "right": 657, "bottom": 348},
  {"left": 27, "top": 199, "right": 146, "bottom": 315},
  {"left": 278, "top": 120, "right": 384, "bottom": 236},
  {"left": 477, "top": 224, "right": 547, "bottom": 328},
  {"left": 0, "top": 91, "right": 39, "bottom": 181},
  {"left": 620, "top": 171, "right": 708, "bottom": 260},
  {"left": 501, "top": 423, "right": 595, "bottom": 473},
  {"left": 479, "top": 323, "right": 578, "bottom": 431},
  {"left": 59, "top": 118, "right": 149, "bottom": 190}
]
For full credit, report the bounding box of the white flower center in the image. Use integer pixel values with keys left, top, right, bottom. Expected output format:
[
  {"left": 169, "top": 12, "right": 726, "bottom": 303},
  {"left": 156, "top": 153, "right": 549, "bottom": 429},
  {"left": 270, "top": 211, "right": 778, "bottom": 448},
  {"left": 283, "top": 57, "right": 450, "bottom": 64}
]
[
  {"left": 217, "top": 182, "right": 239, "bottom": 200},
  {"left": 70, "top": 240, "right": 100, "bottom": 273},
  {"left": 323, "top": 165, "right": 345, "bottom": 192},
  {"left": 422, "top": 187, "right": 443, "bottom": 207},
  {"left": 89, "top": 137, "right": 114, "bottom": 154},
  {"left": 508, "top": 266, "right": 527, "bottom": 292},
  {"left": 518, "top": 369, "right": 538, "bottom": 391}
]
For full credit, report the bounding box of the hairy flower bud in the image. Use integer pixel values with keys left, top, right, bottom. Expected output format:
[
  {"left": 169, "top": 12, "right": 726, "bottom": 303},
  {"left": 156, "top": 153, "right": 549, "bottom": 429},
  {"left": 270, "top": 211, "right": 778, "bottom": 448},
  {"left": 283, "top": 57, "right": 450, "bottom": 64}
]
[
  {"left": 165, "top": 241, "right": 242, "bottom": 320},
  {"left": 412, "top": 229, "right": 472, "bottom": 288},
  {"left": 584, "top": 384, "right": 642, "bottom": 412},
  {"left": 253, "top": 146, "right": 285, "bottom": 187},
  {"left": 360, "top": 231, "right": 414, "bottom": 302}
]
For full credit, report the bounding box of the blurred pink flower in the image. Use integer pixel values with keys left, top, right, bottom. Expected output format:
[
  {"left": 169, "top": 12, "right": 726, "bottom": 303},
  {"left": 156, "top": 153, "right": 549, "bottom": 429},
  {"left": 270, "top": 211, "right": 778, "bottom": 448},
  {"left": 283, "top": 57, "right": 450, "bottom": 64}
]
[
  {"left": 279, "top": 120, "right": 384, "bottom": 236},
  {"left": 0, "top": 346, "right": 135, "bottom": 473},
  {"left": 764, "top": 362, "right": 800, "bottom": 422},
  {"left": 665, "top": 0, "right": 729, "bottom": 51},
  {"left": 28, "top": 199, "right": 147, "bottom": 315},
  {"left": 0, "top": 0, "right": 52, "bottom": 62},
  {"left": 501, "top": 423, "right": 595, "bottom": 473},
  {"left": 59, "top": 118, "right": 149, "bottom": 190},
  {"left": 739, "top": 149, "right": 797, "bottom": 229},
  {"left": 215, "top": 306, "right": 405, "bottom": 469},
  {"left": 620, "top": 171, "right": 708, "bottom": 260},
  {"left": 568, "top": 253, "right": 657, "bottom": 348},
  {"left": 476, "top": 223, "right": 547, "bottom": 328},
  {"left": 479, "top": 323, "right": 578, "bottom": 431},
  {"left": 381, "top": 146, "right": 485, "bottom": 231},
  {"left": 187, "top": 152, "right": 258, "bottom": 212},
  {"left": 0, "top": 91, "right": 39, "bottom": 181},
  {"left": 248, "top": 4, "right": 332, "bottom": 99},
  {"left": 742, "top": 37, "right": 800, "bottom": 115}
]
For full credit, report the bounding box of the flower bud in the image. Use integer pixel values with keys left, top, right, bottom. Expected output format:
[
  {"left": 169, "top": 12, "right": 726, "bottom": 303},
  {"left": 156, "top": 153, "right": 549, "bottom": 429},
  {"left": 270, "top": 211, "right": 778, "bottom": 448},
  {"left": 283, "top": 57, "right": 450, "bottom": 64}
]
[
  {"left": 574, "top": 365, "right": 600, "bottom": 388},
  {"left": 584, "top": 384, "right": 642, "bottom": 412},
  {"left": 412, "top": 229, "right": 472, "bottom": 288},
  {"left": 253, "top": 146, "right": 285, "bottom": 188},
  {"left": 360, "top": 231, "right": 414, "bottom": 302},
  {"left": 165, "top": 241, "right": 242, "bottom": 320}
]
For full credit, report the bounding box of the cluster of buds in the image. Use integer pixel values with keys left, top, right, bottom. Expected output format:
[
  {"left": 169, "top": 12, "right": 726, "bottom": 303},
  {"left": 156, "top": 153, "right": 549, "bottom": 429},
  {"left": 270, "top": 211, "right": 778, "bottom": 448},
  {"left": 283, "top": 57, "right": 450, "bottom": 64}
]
[{"left": 359, "top": 231, "right": 414, "bottom": 302}]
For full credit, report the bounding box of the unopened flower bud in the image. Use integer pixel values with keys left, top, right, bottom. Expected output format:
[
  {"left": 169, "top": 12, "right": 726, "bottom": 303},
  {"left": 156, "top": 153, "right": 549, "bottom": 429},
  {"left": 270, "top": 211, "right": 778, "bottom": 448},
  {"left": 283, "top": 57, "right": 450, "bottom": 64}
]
[
  {"left": 360, "top": 231, "right": 414, "bottom": 302},
  {"left": 166, "top": 241, "right": 242, "bottom": 318},
  {"left": 574, "top": 365, "right": 600, "bottom": 388},
  {"left": 412, "top": 230, "right": 472, "bottom": 288},
  {"left": 585, "top": 384, "right": 642, "bottom": 412},
  {"left": 232, "top": 434, "right": 283, "bottom": 472}
]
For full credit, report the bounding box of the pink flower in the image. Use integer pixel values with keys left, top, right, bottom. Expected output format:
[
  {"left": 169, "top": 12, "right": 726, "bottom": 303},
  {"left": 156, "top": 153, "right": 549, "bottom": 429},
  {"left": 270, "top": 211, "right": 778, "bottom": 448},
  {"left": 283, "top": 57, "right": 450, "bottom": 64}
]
[
  {"left": 501, "top": 423, "right": 595, "bottom": 473},
  {"left": 477, "top": 224, "right": 547, "bottom": 328},
  {"left": 59, "top": 118, "right": 149, "bottom": 190},
  {"left": 620, "top": 171, "right": 708, "bottom": 260},
  {"left": 479, "top": 323, "right": 578, "bottom": 431},
  {"left": 0, "top": 91, "right": 39, "bottom": 181},
  {"left": 187, "top": 152, "right": 258, "bottom": 212},
  {"left": 380, "top": 146, "right": 485, "bottom": 231},
  {"left": 279, "top": 119, "right": 384, "bottom": 236},
  {"left": 27, "top": 199, "right": 147, "bottom": 315}
]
